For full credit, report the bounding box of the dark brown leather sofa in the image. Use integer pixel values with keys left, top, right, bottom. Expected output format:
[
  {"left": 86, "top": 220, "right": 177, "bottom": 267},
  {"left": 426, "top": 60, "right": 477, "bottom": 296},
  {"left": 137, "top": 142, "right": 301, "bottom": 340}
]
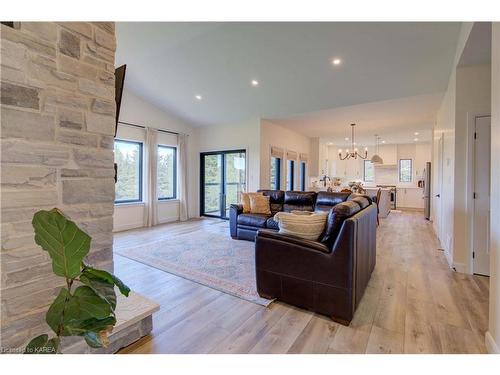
[
  {"left": 229, "top": 190, "right": 377, "bottom": 324},
  {"left": 229, "top": 190, "right": 351, "bottom": 241}
]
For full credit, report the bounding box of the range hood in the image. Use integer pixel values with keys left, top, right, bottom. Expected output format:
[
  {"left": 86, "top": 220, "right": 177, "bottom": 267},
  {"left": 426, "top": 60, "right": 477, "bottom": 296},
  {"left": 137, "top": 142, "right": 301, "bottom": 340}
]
[{"left": 374, "top": 163, "right": 397, "bottom": 168}]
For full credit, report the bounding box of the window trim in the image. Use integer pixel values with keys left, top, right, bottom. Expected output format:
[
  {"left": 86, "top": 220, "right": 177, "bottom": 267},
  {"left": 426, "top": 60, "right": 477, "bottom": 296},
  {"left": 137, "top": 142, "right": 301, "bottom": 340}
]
[
  {"left": 114, "top": 139, "right": 143, "bottom": 204},
  {"left": 157, "top": 145, "right": 178, "bottom": 201},
  {"left": 300, "top": 161, "right": 307, "bottom": 191},
  {"left": 399, "top": 158, "right": 413, "bottom": 183},
  {"left": 363, "top": 160, "right": 374, "bottom": 182},
  {"left": 271, "top": 156, "right": 281, "bottom": 190}
]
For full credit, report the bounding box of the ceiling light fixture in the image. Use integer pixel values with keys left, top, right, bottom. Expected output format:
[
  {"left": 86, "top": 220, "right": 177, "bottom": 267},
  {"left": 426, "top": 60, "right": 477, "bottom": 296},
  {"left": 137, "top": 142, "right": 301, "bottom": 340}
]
[
  {"left": 344, "top": 137, "right": 349, "bottom": 141},
  {"left": 332, "top": 58, "right": 342, "bottom": 65},
  {"left": 414, "top": 132, "right": 419, "bottom": 136},
  {"left": 251, "top": 79, "right": 259, "bottom": 86},
  {"left": 195, "top": 95, "right": 202, "bottom": 100},
  {"left": 370, "top": 135, "right": 384, "bottom": 165},
  {"left": 338, "top": 123, "right": 368, "bottom": 160},
  {"left": 414, "top": 138, "right": 419, "bottom": 142},
  {"left": 381, "top": 140, "right": 386, "bottom": 144}
]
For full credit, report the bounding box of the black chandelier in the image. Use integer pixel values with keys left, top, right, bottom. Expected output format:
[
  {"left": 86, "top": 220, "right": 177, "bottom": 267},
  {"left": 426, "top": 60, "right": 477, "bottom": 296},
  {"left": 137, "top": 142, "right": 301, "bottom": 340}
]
[{"left": 338, "top": 123, "right": 368, "bottom": 160}]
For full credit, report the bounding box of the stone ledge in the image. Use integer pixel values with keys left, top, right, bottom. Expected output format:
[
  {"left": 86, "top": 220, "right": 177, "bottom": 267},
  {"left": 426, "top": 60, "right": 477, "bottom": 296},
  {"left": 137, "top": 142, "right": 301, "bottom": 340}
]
[{"left": 62, "top": 291, "right": 160, "bottom": 353}]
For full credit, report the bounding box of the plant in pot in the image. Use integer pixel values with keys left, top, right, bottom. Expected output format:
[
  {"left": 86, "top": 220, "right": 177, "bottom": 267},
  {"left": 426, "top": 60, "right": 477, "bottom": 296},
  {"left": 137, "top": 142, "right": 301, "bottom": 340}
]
[{"left": 24, "top": 208, "right": 130, "bottom": 354}]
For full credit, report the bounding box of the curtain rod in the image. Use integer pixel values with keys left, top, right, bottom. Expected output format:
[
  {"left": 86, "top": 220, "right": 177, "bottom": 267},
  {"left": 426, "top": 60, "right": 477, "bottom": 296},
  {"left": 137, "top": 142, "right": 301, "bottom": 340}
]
[{"left": 118, "top": 121, "right": 188, "bottom": 137}]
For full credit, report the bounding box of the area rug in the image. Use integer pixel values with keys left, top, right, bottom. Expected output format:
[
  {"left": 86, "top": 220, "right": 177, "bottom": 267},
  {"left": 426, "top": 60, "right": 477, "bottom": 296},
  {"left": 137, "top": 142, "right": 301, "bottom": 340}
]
[{"left": 114, "top": 222, "right": 273, "bottom": 306}]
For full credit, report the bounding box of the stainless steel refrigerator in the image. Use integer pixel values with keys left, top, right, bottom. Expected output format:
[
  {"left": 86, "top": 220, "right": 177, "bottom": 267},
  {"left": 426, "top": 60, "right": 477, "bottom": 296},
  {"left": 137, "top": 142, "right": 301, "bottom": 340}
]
[{"left": 423, "top": 162, "right": 431, "bottom": 219}]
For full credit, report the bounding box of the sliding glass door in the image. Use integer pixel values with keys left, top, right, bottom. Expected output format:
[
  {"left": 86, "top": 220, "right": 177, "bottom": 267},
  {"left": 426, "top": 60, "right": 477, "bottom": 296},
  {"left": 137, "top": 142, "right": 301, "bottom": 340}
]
[{"left": 200, "top": 150, "right": 246, "bottom": 218}]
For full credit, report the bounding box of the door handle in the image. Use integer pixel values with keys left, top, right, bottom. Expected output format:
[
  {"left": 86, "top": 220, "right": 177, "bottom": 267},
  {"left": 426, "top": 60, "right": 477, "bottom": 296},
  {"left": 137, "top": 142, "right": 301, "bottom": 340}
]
[{"left": 435, "top": 194, "right": 440, "bottom": 198}]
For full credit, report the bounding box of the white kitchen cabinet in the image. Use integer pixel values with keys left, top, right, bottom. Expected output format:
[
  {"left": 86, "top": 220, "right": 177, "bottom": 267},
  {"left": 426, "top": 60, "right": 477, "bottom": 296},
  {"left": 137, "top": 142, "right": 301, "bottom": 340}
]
[{"left": 396, "top": 188, "right": 424, "bottom": 209}]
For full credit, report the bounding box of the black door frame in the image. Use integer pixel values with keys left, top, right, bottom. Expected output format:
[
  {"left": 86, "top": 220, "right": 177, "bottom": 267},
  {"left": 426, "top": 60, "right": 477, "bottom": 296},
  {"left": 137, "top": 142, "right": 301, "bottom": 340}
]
[{"left": 200, "top": 149, "right": 246, "bottom": 219}]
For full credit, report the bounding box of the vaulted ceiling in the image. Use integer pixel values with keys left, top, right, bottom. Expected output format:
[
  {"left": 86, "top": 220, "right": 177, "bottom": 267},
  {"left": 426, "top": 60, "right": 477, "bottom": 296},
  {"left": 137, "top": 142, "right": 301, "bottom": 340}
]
[{"left": 116, "top": 22, "right": 460, "bottom": 127}]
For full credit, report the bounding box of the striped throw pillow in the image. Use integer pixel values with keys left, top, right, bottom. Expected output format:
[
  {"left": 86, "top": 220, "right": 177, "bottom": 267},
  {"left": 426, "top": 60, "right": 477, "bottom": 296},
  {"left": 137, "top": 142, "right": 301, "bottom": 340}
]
[{"left": 274, "top": 211, "right": 328, "bottom": 241}]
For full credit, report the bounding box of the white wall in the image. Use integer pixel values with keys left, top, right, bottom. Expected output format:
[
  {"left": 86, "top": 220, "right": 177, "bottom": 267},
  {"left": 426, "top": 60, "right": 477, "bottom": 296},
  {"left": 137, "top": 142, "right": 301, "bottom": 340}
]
[
  {"left": 260, "top": 120, "right": 311, "bottom": 190},
  {"left": 432, "top": 23, "right": 474, "bottom": 268},
  {"left": 453, "top": 64, "right": 491, "bottom": 271},
  {"left": 196, "top": 118, "right": 261, "bottom": 193},
  {"left": 487, "top": 21, "right": 500, "bottom": 355},
  {"left": 113, "top": 89, "right": 198, "bottom": 231}
]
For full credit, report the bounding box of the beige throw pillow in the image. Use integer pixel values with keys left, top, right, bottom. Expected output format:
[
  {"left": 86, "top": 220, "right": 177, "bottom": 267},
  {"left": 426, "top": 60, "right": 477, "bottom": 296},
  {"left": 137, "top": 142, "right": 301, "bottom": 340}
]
[
  {"left": 274, "top": 211, "right": 328, "bottom": 241},
  {"left": 241, "top": 192, "right": 262, "bottom": 213},
  {"left": 249, "top": 194, "right": 271, "bottom": 215}
]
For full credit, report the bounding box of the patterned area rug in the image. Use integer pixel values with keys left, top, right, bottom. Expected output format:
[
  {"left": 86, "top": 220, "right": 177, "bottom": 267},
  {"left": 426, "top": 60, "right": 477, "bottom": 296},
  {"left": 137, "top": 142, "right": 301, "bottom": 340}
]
[{"left": 115, "top": 222, "right": 272, "bottom": 306}]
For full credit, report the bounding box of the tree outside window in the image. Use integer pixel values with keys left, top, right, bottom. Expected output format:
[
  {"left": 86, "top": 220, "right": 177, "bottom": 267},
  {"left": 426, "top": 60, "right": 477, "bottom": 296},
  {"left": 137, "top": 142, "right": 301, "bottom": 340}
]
[
  {"left": 114, "top": 140, "right": 143, "bottom": 203},
  {"left": 157, "top": 145, "right": 177, "bottom": 200},
  {"left": 399, "top": 159, "right": 412, "bottom": 182}
]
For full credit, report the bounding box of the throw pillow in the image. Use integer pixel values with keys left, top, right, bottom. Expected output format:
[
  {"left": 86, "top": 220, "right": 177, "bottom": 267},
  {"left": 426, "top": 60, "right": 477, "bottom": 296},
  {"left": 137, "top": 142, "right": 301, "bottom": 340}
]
[
  {"left": 274, "top": 211, "right": 328, "bottom": 241},
  {"left": 241, "top": 192, "right": 263, "bottom": 213},
  {"left": 249, "top": 194, "right": 272, "bottom": 215},
  {"left": 291, "top": 210, "right": 313, "bottom": 215}
]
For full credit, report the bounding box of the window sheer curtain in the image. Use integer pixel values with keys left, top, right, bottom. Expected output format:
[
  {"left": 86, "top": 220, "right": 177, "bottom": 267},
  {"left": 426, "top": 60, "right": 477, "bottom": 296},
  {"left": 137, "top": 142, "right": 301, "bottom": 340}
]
[
  {"left": 144, "top": 127, "right": 159, "bottom": 227},
  {"left": 178, "top": 133, "right": 189, "bottom": 221}
]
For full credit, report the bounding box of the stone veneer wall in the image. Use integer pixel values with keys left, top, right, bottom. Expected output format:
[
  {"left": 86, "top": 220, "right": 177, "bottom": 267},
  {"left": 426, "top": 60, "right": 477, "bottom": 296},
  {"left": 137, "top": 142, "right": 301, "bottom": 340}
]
[{"left": 1, "top": 22, "right": 118, "bottom": 351}]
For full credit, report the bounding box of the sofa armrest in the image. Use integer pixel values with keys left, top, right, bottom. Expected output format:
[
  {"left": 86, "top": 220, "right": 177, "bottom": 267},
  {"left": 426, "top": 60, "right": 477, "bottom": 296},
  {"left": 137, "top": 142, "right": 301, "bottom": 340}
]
[
  {"left": 256, "top": 229, "right": 330, "bottom": 254},
  {"left": 229, "top": 204, "right": 243, "bottom": 238}
]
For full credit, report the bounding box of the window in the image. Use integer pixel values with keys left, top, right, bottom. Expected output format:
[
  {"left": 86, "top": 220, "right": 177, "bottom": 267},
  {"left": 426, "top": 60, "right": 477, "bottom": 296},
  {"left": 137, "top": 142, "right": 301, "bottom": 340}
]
[
  {"left": 399, "top": 159, "right": 412, "bottom": 182},
  {"left": 270, "top": 157, "right": 281, "bottom": 190},
  {"left": 287, "top": 160, "right": 295, "bottom": 190},
  {"left": 157, "top": 145, "right": 177, "bottom": 200},
  {"left": 300, "top": 162, "right": 307, "bottom": 191},
  {"left": 364, "top": 160, "right": 374, "bottom": 182},
  {"left": 114, "top": 139, "right": 143, "bottom": 203}
]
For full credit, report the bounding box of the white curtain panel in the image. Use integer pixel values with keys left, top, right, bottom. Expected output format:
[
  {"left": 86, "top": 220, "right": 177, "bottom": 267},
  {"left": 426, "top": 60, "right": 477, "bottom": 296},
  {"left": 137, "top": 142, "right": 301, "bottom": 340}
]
[
  {"left": 144, "top": 127, "right": 159, "bottom": 227},
  {"left": 178, "top": 133, "right": 189, "bottom": 221}
]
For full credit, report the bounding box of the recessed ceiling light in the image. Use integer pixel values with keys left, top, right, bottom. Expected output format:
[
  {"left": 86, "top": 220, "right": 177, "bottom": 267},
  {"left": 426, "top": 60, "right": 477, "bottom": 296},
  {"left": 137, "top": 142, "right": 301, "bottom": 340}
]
[
  {"left": 332, "top": 58, "right": 342, "bottom": 65},
  {"left": 344, "top": 137, "right": 349, "bottom": 141},
  {"left": 195, "top": 95, "right": 202, "bottom": 100},
  {"left": 414, "top": 138, "right": 419, "bottom": 142},
  {"left": 381, "top": 140, "right": 386, "bottom": 143},
  {"left": 251, "top": 79, "right": 259, "bottom": 86},
  {"left": 414, "top": 132, "right": 419, "bottom": 136}
]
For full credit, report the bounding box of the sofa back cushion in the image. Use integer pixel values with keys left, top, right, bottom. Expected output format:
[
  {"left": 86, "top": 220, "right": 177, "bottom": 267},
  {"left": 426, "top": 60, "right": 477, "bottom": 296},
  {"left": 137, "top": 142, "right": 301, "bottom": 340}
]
[
  {"left": 274, "top": 211, "right": 328, "bottom": 241},
  {"left": 283, "top": 191, "right": 317, "bottom": 212},
  {"left": 314, "top": 192, "right": 351, "bottom": 212},
  {"left": 320, "top": 201, "right": 361, "bottom": 247},
  {"left": 347, "top": 193, "right": 373, "bottom": 206},
  {"left": 258, "top": 190, "right": 285, "bottom": 214}
]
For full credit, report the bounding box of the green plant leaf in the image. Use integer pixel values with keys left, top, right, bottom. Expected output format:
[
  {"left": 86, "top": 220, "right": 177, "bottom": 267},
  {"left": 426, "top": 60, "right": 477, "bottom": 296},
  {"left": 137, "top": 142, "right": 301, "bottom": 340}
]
[
  {"left": 65, "top": 286, "right": 112, "bottom": 322},
  {"left": 83, "top": 332, "right": 104, "bottom": 348},
  {"left": 80, "top": 274, "right": 117, "bottom": 310},
  {"left": 32, "top": 209, "right": 90, "bottom": 278},
  {"left": 46, "top": 288, "right": 71, "bottom": 334},
  {"left": 24, "top": 334, "right": 59, "bottom": 354},
  {"left": 65, "top": 316, "right": 116, "bottom": 336},
  {"left": 82, "top": 266, "right": 130, "bottom": 297}
]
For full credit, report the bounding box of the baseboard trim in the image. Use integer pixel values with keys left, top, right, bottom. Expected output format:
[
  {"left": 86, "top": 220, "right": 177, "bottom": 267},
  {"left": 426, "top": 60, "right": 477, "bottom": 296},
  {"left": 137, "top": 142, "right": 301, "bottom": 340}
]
[
  {"left": 485, "top": 331, "right": 499, "bottom": 353},
  {"left": 113, "top": 222, "right": 144, "bottom": 232}
]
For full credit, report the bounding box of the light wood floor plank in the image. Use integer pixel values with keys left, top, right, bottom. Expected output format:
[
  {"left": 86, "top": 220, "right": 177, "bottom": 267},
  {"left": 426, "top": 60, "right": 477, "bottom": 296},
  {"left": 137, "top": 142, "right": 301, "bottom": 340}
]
[{"left": 114, "top": 211, "right": 489, "bottom": 354}]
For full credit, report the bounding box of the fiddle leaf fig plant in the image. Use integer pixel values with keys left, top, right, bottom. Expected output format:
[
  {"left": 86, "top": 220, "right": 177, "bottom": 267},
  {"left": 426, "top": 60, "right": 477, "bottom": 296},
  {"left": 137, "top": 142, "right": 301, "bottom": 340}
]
[{"left": 24, "top": 208, "right": 130, "bottom": 354}]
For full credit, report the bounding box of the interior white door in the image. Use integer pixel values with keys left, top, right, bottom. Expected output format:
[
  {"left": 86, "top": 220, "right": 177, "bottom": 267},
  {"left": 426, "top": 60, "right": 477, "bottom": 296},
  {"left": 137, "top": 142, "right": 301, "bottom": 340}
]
[
  {"left": 436, "top": 133, "right": 444, "bottom": 245},
  {"left": 473, "top": 116, "right": 491, "bottom": 276}
]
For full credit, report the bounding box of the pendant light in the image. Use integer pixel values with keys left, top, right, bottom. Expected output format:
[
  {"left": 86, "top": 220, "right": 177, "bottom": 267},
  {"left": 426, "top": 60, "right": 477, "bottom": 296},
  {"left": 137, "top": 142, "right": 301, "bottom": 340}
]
[
  {"left": 338, "top": 123, "right": 368, "bottom": 160},
  {"left": 370, "top": 135, "right": 384, "bottom": 164}
]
